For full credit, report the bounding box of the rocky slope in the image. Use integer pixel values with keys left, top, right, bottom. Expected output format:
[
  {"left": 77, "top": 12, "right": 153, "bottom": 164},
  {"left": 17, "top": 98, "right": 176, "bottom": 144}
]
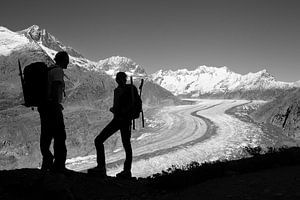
[
  {"left": 252, "top": 88, "right": 300, "bottom": 140},
  {"left": 151, "top": 66, "right": 298, "bottom": 100}
]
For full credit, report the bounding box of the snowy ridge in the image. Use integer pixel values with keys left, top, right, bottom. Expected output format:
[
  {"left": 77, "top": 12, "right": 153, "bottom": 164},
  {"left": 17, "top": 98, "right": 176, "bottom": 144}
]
[
  {"left": 18, "top": 25, "right": 97, "bottom": 69},
  {"left": 0, "top": 26, "right": 31, "bottom": 56},
  {"left": 19, "top": 25, "right": 83, "bottom": 58},
  {"left": 38, "top": 42, "right": 97, "bottom": 70},
  {"left": 0, "top": 26, "right": 148, "bottom": 78},
  {"left": 151, "top": 66, "right": 295, "bottom": 96},
  {"left": 0, "top": 25, "right": 99, "bottom": 70},
  {"left": 94, "top": 56, "right": 147, "bottom": 77}
]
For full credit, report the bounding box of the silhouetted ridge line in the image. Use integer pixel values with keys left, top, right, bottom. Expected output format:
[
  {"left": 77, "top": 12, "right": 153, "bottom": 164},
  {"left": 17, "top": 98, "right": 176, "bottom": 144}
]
[{"left": 141, "top": 146, "right": 300, "bottom": 190}]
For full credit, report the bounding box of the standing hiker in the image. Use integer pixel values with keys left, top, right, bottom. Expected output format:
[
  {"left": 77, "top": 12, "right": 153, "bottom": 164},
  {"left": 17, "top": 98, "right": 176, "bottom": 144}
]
[
  {"left": 38, "top": 51, "right": 69, "bottom": 172},
  {"left": 88, "top": 72, "right": 141, "bottom": 178}
]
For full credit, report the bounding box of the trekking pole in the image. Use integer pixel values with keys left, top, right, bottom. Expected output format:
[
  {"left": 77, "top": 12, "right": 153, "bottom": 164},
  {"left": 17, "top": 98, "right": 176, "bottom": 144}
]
[
  {"left": 18, "top": 59, "right": 26, "bottom": 106},
  {"left": 139, "top": 79, "right": 145, "bottom": 128},
  {"left": 130, "top": 76, "right": 136, "bottom": 130}
]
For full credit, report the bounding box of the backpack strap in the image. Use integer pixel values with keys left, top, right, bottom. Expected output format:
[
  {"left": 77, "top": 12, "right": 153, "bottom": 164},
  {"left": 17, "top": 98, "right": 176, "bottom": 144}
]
[
  {"left": 139, "top": 79, "right": 144, "bottom": 128},
  {"left": 130, "top": 76, "right": 136, "bottom": 130}
]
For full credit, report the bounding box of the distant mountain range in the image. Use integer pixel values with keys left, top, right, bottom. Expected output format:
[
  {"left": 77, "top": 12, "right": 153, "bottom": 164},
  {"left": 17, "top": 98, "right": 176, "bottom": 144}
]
[
  {"left": 151, "top": 66, "right": 299, "bottom": 99},
  {"left": 2, "top": 25, "right": 298, "bottom": 101}
]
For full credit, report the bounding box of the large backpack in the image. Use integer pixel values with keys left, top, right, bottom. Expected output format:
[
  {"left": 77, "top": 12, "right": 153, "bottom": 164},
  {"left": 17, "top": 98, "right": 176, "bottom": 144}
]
[{"left": 19, "top": 61, "right": 49, "bottom": 107}]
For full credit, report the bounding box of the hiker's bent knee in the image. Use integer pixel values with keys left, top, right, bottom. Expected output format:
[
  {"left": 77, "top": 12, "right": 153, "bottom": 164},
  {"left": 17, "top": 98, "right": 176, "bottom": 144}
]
[{"left": 95, "top": 136, "right": 104, "bottom": 146}]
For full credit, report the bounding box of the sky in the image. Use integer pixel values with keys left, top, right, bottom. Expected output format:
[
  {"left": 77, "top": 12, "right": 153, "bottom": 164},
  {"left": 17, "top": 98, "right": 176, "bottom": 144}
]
[{"left": 1, "top": 0, "right": 300, "bottom": 81}]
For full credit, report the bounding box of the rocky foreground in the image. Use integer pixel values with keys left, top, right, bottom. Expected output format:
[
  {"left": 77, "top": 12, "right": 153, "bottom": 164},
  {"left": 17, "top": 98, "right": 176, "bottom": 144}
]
[{"left": 1, "top": 147, "right": 300, "bottom": 200}]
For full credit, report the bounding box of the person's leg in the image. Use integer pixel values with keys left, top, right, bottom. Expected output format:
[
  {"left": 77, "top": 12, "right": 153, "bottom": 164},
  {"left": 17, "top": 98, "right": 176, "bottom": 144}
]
[
  {"left": 120, "top": 120, "right": 132, "bottom": 172},
  {"left": 95, "top": 119, "right": 119, "bottom": 169},
  {"left": 38, "top": 106, "right": 54, "bottom": 170},
  {"left": 52, "top": 104, "right": 67, "bottom": 170}
]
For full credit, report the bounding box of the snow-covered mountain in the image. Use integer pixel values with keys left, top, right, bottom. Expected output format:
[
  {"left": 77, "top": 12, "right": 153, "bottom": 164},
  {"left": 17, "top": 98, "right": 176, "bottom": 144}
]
[
  {"left": 0, "top": 25, "right": 97, "bottom": 70},
  {"left": 0, "top": 25, "right": 178, "bottom": 105},
  {"left": 0, "top": 25, "right": 152, "bottom": 81},
  {"left": 151, "top": 66, "right": 297, "bottom": 99},
  {"left": 93, "top": 56, "right": 147, "bottom": 77},
  {"left": 19, "top": 25, "right": 84, "bottom": 58},
  {"left": 19, "top": 25, "right": 97, "bottom": 69},
  {"left": 3, "top": 25, "right": 147, "bottom": 78}
]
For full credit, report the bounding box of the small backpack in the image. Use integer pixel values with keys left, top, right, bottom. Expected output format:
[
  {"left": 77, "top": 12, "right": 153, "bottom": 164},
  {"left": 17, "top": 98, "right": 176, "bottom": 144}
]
[{"left": 19, "top": 61, "right": 50, "bottom": 107}]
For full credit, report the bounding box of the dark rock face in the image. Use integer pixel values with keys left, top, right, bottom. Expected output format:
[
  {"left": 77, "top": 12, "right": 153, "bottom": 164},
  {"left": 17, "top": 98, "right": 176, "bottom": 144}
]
[
  {"left": 252, "top": 88, "right": 300, "bottom": 139},
  {"left": 142, "top": 79, "right": 181, "bottom": 106}
]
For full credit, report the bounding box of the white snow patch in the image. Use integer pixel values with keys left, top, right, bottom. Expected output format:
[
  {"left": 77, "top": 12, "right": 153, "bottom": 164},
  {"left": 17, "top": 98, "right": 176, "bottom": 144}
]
[
  {"left": 136, "top": 133, "right": 152, "bottom": 141},
  {"left": 0, "top": 27, "right": 30, "bottom": 56}
]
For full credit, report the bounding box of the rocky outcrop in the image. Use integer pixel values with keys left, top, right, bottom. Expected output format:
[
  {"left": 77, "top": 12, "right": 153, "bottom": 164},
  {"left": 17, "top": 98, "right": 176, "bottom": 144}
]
[{"left": 252, "top": 88, "right": 300, "bottom": 139}]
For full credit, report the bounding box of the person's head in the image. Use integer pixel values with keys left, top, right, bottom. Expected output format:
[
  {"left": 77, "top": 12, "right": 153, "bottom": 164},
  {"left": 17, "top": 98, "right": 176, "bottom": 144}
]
[
  {"left": 116, "top": 72, "right": 127, "bottom": 86},
  {"left": 54, "top": 51, "right": 69, "bottom": 69}
]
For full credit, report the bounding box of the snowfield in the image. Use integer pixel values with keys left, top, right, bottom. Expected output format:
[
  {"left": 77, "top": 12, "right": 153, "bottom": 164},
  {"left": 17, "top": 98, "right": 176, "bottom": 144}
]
[
  {"left": 151, "top": 66, "right": 295, "bottom": 96},
  {"left": 66, "top": 100, "right": 295, "bottom": 177},
  {"left": 0, "top": 27, "right": 30, "bottom": 56}
]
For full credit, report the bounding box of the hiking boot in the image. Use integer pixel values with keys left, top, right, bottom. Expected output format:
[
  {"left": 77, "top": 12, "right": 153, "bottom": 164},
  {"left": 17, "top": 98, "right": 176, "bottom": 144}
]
[
  {"left": 116, "top": 170, "right": 132, "bottom": 179},
  {"left": 87, "top": 166, "right": 107, "bottom": 177}
]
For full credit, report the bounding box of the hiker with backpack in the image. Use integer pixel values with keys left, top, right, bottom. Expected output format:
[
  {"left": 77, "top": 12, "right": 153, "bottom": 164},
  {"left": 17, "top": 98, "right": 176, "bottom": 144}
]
[
  {"left": 88, "top": 72, "right": 142, "bottom": 178},
  {"left": 37, "top": 51, "right": 69, "bottom": 172}
]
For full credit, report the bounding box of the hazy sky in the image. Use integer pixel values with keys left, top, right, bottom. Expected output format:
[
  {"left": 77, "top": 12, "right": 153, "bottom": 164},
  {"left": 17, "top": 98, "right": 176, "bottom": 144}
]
[{"left": 1, "top": 0, "right": 300, "bottom": 81}]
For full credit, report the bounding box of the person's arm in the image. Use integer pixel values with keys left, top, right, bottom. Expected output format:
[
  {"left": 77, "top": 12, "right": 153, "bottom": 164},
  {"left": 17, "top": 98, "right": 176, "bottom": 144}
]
[{"left": 111, "top": 89, "right": 122, "bottom": 114}]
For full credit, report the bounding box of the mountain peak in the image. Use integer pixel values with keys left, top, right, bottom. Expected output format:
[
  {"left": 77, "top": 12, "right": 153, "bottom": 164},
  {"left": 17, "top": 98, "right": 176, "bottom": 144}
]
[
  {"left": 260, "top": 69, "right": 271, "bottom": 75},
  {"left": 196, "top": 65, "right": 210, "bottom": 72},
  {"left": 247, "top": 69, "right": 275, "bottom": 80},
  {"left": 18, "top": 25, "right": 84, "bottom": 59},
  {"left": 19, "top": 25, "right": 47, "bottom": 42},
  {"left": 26, "top": 25, "right": 41, "bottom": 32},
  {"left": 106, "top": 56, "right": 134, "bottom": 65},
  {"left": 97, "top": 56, "right": 147, "bottom": 77},
  {"left": 194, "top": 65, "right": 233, "bottom": 75}
]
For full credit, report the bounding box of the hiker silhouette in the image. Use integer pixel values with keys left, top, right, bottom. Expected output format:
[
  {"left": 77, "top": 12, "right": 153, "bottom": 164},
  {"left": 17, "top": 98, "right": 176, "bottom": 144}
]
[
  {"left": 88, "top": 72, "right": 140, "bottom": 178},
  {"left": 38, "top": 51, "right": 69, "bottom": 173}
]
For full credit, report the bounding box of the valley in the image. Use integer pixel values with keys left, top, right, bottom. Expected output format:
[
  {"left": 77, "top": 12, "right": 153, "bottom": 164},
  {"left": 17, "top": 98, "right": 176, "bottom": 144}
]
[{"left": 66, "top": 99, "right": 299, "bottom": 177}]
